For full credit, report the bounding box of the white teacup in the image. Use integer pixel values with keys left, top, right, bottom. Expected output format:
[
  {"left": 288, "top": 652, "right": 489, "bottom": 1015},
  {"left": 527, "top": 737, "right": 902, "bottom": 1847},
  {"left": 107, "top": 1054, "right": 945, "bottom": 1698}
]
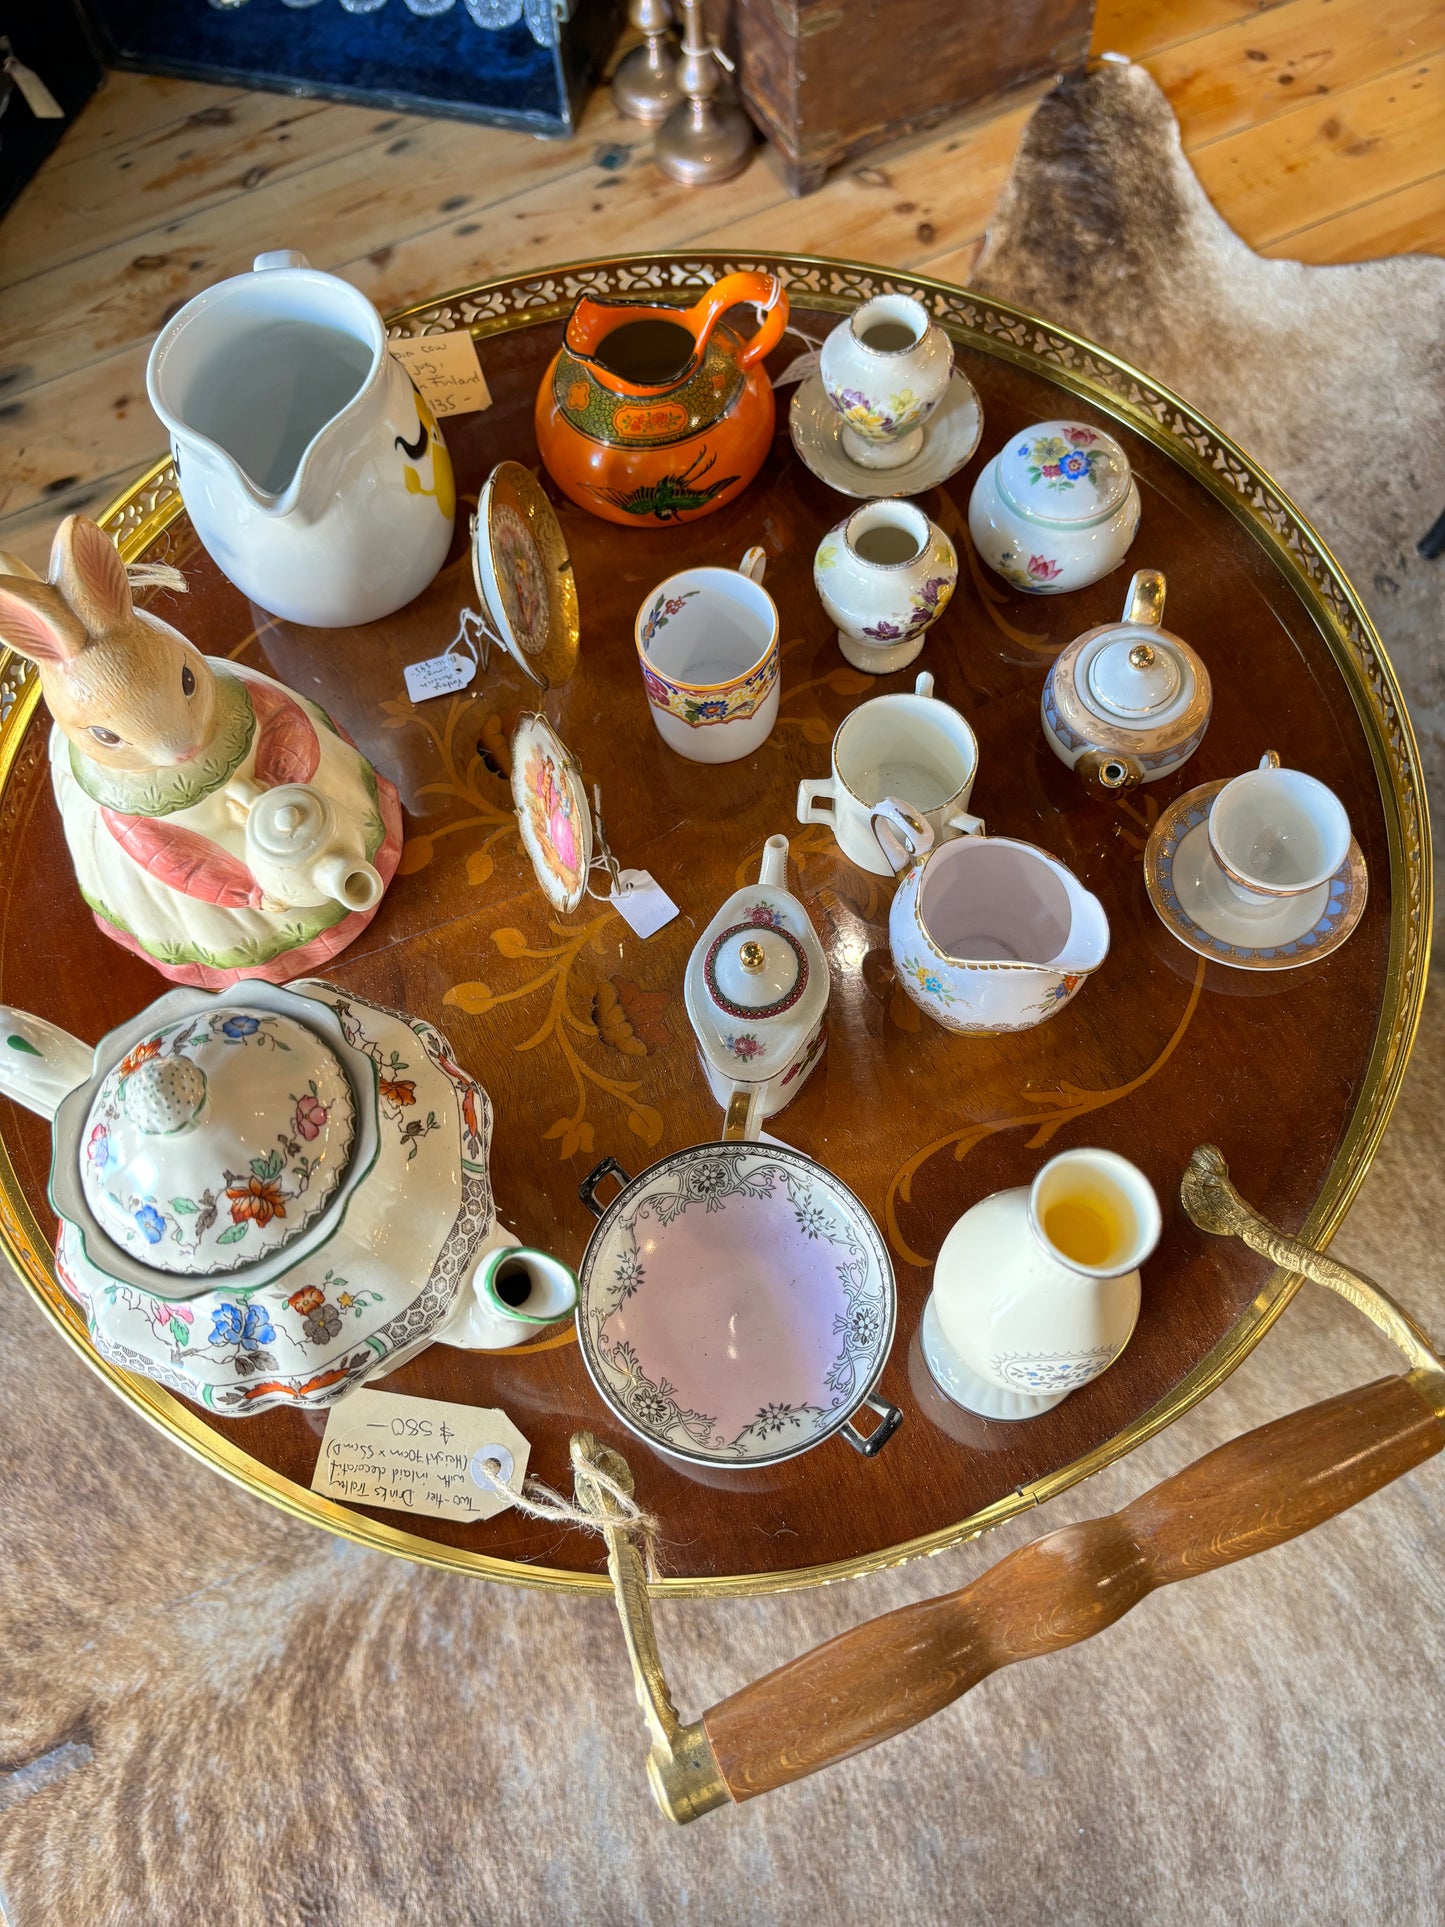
[
  {"left": 634, "top": 547, "right": 780, "bottom": 765},
  {"left": 796, "top": 671, "right": 982, "bottom": 876},
  {"left": 1208, "top": 751, "right": 1351, "bottom": 906}
]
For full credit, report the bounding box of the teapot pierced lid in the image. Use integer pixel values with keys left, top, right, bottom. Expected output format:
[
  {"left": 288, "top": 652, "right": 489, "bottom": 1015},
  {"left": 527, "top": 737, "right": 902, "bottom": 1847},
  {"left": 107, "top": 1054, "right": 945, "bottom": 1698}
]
[
  {"left": 77, "top": 1005, "right": 355, "bottom": 1279},
  {"left": 1049, "top": 569, "right": 1210, "bottom": 753},
  {"left": 997, "top": 420, "right": 1132, "bottom": 526},
  {"left": 705, "top": 922, "right": 810, "bottom": 1020}
]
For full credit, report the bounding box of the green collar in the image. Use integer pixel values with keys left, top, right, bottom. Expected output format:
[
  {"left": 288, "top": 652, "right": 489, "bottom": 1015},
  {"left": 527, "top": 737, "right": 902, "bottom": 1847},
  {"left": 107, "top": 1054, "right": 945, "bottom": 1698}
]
[{"left": 69, "top": 666, "right": 255, "bottom": 817}]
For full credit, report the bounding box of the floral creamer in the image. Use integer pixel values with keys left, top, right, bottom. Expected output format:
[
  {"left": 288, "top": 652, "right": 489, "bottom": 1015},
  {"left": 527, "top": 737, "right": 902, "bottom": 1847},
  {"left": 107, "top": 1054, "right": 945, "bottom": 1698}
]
[{"left": 871, "top": 802, "right": 1110, "bottom": 1034}]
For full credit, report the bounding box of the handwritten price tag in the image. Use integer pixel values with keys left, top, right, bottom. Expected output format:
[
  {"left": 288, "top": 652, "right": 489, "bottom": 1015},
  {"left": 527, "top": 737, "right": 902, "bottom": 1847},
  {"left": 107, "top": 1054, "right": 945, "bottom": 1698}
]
[
  {"left": 312, "top": 1389, "right": 530, "bottom": 1522},
  {"left": 403, "top": 648, "right": 478, "bottom": 704},
  {"left": 389, "top": 330, "right": 493, "bottom": 418}
]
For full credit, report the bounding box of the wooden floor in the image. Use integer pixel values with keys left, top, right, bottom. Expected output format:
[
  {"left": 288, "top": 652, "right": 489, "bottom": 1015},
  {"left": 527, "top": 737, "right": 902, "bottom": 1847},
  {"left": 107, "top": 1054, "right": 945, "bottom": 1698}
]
[{"left": 0, "top": 0, "right": 1440, "bottom": 568}]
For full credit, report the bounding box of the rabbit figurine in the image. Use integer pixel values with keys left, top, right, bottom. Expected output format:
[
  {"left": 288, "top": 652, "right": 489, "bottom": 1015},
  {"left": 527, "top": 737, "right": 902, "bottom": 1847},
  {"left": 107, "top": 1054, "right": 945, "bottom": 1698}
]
[{"left": 0, "top": 516, "right": 403, "bottom": 989}]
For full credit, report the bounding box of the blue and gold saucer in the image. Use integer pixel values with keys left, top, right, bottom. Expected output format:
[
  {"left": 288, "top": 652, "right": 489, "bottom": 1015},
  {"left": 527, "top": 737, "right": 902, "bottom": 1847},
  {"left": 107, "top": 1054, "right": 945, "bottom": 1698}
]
[{"left": 1144, "top": 778, "right": 1367, "bottom": 971}]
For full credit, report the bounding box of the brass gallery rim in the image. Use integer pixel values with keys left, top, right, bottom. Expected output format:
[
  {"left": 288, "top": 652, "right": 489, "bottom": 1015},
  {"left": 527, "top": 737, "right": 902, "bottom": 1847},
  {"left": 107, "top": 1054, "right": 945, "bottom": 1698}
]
[{"left": 0, "top": 252, "right": 1429, "bottom": 1599}]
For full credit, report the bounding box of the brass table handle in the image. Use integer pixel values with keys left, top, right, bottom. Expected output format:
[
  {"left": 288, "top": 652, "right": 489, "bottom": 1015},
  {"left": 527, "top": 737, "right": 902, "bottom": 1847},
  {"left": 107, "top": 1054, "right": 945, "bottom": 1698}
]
[{"left": 577, "top": 1147, "right": 1445, "bottom": 1821}]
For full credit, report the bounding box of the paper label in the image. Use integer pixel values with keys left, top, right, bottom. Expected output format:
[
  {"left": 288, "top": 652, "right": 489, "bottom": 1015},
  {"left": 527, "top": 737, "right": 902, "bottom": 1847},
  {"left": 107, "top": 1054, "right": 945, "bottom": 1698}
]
[
  {"left": 389, "top": 330, "right": 493, "bottom": 418},
  {"left": 611, "top": 868, "right": 680, "bottom": 939},
  {"left": 312, "top": 1390, "right": 530, "bottom": 1522},
  {"left": 404, "top": 648, "right": 478, "bottom": 704}
]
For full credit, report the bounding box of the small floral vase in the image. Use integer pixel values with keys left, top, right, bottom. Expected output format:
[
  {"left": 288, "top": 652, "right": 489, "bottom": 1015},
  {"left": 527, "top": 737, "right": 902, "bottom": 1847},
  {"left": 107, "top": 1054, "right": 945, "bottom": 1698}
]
[
  {"left": 814, "top": 499, "right": 958, "bottom": 674},
  {"left": 818, "top": 293, "right": 954, "bottom": 470}
]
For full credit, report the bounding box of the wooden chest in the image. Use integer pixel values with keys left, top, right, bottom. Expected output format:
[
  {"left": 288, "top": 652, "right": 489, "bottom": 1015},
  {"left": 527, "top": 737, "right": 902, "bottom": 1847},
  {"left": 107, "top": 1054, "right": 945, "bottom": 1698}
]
[{"left": 708, "top": 0, "right": 1095, "bottom": 194}]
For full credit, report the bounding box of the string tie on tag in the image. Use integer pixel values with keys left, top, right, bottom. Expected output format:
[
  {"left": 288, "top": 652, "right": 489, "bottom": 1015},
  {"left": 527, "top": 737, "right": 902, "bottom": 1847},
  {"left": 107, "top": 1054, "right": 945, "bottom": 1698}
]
[{"left": 468, "top": 1437, "right": 662, "bottom": 1579}]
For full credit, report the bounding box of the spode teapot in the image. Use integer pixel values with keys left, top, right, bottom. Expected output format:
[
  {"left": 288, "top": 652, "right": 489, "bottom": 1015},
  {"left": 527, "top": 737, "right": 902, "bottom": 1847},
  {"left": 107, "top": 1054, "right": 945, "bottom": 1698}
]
[{"left": 0, "top": 979, "right": 574, "bottom": 1414}]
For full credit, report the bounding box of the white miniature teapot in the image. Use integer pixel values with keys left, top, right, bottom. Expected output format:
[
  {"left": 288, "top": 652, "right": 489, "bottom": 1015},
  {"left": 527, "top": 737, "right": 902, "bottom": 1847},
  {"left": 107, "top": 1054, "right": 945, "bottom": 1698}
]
[
  {"left": 147, "top": 251, "right": 455, "bottom": 627},
  {"left": 0, "top": 979, "right": 576, "bottom": 1413},
  {"left": 871, "top": 802, "right": 1110, "bottom": 1033},
  {"left": 1042, "top": 570, "right": 1212, "bottom": 797},
  {"left": 683, "top": 834, "right": 829, "bottom": 1140}
]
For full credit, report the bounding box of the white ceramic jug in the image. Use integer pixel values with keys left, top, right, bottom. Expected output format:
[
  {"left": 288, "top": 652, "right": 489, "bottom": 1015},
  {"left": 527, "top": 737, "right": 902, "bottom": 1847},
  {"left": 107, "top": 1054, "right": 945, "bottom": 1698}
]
[
  {"left": 147, "top": 251, "right": 455, "bottom": 628},
  {"left": 922, "top": 1147, "right": 1161, "bottom": 1419},
  {"left": 871, "top": 801, "right": 1110, "bottom": 1033}
]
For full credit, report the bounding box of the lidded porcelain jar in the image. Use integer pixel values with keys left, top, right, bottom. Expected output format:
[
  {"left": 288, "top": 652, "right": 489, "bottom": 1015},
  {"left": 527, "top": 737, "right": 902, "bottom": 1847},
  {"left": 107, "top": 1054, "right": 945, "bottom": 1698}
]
[
  {"left": 813, "top": 499, "right": 958, "bottom": 674},
  {"left": 818, "top": 293, "right": 954, "bottom": 470},
  {"left": 922, "top": 1147, "right": 1161, "bottom": 1420},
  {"left": 684, "top": 835, "right": 829, "bottom": 1141},
  {"left": 1043, "top": 569, "right": 1212, "bottom": 797},
  {"left": 968, "top": 419, "right": 1140, "bottom": 594}
]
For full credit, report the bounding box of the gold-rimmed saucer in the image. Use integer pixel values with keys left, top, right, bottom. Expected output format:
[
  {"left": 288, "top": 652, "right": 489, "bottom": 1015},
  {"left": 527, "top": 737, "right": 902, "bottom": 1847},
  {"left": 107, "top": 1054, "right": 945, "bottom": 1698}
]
[{"left": 1144, "top": 778, "right": 1368, "bottom": 971}]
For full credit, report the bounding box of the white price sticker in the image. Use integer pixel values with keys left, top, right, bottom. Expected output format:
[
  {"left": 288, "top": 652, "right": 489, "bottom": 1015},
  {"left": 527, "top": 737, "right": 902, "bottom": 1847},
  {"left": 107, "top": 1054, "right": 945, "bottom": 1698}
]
[
  {"left": 312, "top": 1390, "right": 530, "bottom": 1523},
  {"left": 389, "top": 330, "right": 493, "bottom": 418}
]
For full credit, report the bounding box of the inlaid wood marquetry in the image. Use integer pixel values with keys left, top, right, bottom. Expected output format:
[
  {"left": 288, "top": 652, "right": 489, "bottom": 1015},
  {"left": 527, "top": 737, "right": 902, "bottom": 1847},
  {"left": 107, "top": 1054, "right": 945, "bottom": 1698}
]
[{"left": 0, "top": 257, "right": 1425, "bottom": 1596}]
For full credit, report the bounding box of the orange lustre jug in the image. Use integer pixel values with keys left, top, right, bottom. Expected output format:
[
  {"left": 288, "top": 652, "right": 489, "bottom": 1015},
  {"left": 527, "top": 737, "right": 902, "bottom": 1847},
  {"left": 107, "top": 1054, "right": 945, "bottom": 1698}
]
[{"left": 534, "top": 271, "right": 789, "bottom": 528}]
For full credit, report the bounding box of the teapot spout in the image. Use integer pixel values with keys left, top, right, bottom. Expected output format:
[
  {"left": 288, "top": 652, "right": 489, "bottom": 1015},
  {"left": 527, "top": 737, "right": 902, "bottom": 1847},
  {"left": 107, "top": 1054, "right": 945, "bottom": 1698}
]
[
  {"left": 0, "top": 1008, "right": 92, "bottom": 1122},
  {"left": 1050, "top": 876, "right": 1112, "bottom": 977},
  {"left": 757, "top": 833, "right": 789, "bottom": 890}
]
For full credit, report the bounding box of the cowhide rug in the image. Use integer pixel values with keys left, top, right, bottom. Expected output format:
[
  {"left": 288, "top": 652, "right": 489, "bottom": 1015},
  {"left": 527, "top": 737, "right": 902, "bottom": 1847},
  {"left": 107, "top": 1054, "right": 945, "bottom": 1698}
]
[{"left": 3, "top": 62, "right": 1443, "bottom": 1927}]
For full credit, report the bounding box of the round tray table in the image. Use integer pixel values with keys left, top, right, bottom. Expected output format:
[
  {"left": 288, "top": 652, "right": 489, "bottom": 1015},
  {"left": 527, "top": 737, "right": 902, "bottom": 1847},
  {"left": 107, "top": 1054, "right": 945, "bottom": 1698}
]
[{"left": 0, "top": 253, "right": 1428, "bottom": 1598}]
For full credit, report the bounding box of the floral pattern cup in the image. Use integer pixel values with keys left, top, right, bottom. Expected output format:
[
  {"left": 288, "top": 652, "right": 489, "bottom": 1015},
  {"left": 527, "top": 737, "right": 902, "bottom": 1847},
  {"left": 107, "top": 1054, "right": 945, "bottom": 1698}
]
[{"left": 634, "top": 547, "right": 780, "bottom": 764}]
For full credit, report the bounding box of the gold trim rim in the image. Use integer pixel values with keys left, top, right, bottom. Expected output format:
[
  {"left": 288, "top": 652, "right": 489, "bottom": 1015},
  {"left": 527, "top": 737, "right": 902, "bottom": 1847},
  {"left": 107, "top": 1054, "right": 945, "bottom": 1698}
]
[{"left": 0, "top": 249, "right": 1429, "bottom": 1598}]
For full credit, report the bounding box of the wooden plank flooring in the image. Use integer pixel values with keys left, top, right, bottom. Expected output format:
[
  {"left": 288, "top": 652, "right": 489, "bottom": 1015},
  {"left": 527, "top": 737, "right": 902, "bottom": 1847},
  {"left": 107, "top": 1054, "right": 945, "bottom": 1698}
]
[{"left": 0, "top": 0, "right": 1440, "bottom": 566}]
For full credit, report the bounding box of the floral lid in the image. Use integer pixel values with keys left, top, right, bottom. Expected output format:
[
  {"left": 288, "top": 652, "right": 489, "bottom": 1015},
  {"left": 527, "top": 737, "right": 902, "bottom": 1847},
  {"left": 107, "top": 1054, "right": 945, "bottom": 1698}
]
[
  {"left": 78, "top": 1005, "right": 355, "bottom": 1278},
  {"left": 996, "top": 421, "right": 1132, "bottom": 525}
]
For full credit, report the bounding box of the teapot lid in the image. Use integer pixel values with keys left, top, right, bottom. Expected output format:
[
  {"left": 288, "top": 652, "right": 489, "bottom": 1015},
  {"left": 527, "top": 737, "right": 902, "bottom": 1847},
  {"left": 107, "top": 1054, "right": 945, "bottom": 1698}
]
[
  {"left": 704, "top": 920, "right": 809, "bottom": 1020},
  {"left": 78, "top": 1005, "right": 355, "bottom": 1278},
  {"left": 1085, "top": 633, "right": 1185, "bottom": 718},
  {"left": 996, "top": 421, "right": 1131, "bottom": 526}
]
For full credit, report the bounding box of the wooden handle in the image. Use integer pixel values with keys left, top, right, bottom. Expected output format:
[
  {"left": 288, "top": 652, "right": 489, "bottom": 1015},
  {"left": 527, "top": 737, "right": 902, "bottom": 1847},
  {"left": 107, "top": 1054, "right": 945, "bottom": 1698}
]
[{"left": 701, "top": 1375, "right": 1445, "bottom": 1802}]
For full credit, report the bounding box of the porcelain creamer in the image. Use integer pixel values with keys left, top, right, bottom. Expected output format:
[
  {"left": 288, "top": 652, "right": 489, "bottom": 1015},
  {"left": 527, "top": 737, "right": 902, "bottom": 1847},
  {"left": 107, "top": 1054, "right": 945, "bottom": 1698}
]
[
  {"left": 147, "top": 251, "right": 455, "bottom": 627},
  {"left": 968, "top": 419, "right": 1140, "bottom": 594},
  {"left": 871, "top": 802, "right": 1110, "bottom": 1033}
]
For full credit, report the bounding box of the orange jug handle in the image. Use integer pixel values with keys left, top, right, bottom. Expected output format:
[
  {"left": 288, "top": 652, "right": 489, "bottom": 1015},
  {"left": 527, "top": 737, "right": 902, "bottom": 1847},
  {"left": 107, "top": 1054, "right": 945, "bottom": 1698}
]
[{"left": 685, "top": 271, "right": 790, "bottom": 371}]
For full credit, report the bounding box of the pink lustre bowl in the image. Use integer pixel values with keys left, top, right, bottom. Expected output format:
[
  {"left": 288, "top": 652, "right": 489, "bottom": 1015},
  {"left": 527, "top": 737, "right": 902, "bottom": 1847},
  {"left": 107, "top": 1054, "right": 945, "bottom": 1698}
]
[{"left": 576, "top": 1144, "right": 900, "bottom": 1467}]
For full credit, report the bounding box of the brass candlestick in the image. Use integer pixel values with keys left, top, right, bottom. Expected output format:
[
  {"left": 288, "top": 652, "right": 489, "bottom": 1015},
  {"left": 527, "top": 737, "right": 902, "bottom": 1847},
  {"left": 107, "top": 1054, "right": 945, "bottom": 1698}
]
[
  {"left": 654, "top": 0, "right": 753, "bottom": 187},
  {"left": 612, "top": 0, "right": 681, "bottom": 126}
]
